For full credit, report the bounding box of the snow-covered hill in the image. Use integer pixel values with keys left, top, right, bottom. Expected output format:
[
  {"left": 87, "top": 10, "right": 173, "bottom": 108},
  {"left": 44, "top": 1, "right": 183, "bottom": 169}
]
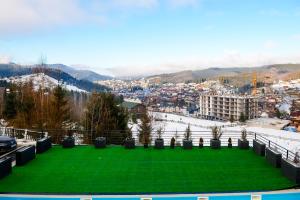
[{"left": 1, "top": 73, "right": 86, "bottom": 92}]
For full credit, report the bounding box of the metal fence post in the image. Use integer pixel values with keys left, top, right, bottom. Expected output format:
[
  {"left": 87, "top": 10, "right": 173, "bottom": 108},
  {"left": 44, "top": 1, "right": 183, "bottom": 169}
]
[
  {"left": 25, "top": 129, "right": 28, "bottom": 140},
  {"left": 287, "top": 150, "right": 289, "bottom": 160}
]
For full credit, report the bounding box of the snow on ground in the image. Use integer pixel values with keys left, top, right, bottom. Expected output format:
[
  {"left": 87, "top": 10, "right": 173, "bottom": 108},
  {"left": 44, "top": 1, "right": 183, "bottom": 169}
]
[
  {"left": 278, "top": 103, "right": 291, "bottom": 114},
  {"left": 272, "top": 79, "right": 300, "bottom": 91},
  {"left": 1, "top": 73, "right": 86, "bottom": 93},
  {"left": 151, "top": 112, "right": 233, "bottom": 127},
  {"left": 131, "top": 112, "right": 300, "bottom": 154},
  {"left": 226, "top": 126, "right": 300, "bottom": 153},
  {"left": 131, "top": 120, "right": 210, "bottom": 144},
  {"left": 275, "top": 96, "right": 293, "bottom": 114}
]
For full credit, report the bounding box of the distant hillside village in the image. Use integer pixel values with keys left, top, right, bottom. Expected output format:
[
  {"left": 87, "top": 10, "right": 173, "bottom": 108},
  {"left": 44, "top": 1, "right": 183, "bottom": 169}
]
[
  {"left": 98, "top": 76, "right": 300, "bottom": 133},
  {"left": 0, "top": 64, "right": 300, "bottom": 134}
]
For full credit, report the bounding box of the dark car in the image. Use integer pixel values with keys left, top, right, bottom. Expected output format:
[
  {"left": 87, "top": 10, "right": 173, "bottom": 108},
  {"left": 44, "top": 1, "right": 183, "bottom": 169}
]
[{"left": 0, "top": 136, "right": 17, "bottom": 154}]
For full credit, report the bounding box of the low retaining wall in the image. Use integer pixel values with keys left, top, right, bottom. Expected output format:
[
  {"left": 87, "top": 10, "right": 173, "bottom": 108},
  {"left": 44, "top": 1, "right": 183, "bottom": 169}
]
[
  {"left": 0, "top": 157, "right": 12, "bottom": 179},
  {"left": 16, "top": 145, "right": 36, "bottom": 166},
  {"left": 1, "top": 191, "right": 300, "bottom": 200},
  {"left": 266, "top": 148, "right": 281, "bottom": 168},
  {"left": 281, "top": 159, "right": 300, "bottom": 184},
  {"left": 253, "top": 140, "right": 266, "bottom": 156},
  {"left": 36, "top": 137, "right": 52, "bottom": 154}
]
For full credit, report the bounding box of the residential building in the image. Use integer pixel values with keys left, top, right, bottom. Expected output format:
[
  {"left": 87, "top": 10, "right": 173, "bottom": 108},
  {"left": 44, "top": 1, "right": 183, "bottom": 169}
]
[
  {"left": 198, "top": 93, "right": 258, "bottom": 121},
  {"left": 121, "top": 101, "right": 146, "bottom": 118}
]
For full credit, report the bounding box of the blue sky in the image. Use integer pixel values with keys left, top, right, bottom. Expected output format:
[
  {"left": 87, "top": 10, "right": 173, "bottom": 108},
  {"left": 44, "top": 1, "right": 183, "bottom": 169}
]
[{"left": 0, "top": 0, "right": 300, "bottom": 76}]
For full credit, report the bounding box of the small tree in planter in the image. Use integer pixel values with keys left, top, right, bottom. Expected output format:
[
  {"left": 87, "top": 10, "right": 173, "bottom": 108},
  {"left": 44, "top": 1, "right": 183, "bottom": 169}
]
[
  {"left": 95, "top": 136, "right": 106, "bottom": 148},
  {"left": 183, "top": 124, "right": 193, "bottom": 149},
  {"left": 238, "top": 128, "right": 249, "bottom": 149},
  {"left": 138, "top": 110, "right": 152, "bottom": 148},
  {"left": 124, "top": 128, "right": 135, "bottom": 149},
  {"left": 199, "top": 137, "right": 204, "bottom": 148},
  {"left": 174, "top": 129, "right": 181, "bottom": 146},
  {"left": 62, "top": 132, "right": 75, "bottom": 148},
  {"left": 210, "top": 126, "right": 222, "bottom": 149},
  {"left": 170, "top": 137, "right": 175, "bottom": 149},
  {"left": 155, "top": 127, "right": 164, "bottom": 149},
  {"left": 228, "top": 137, "right": 232, "bottom": 148}
]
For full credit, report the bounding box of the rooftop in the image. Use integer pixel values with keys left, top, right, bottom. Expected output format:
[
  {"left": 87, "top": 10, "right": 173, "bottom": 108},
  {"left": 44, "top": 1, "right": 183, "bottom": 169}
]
[
  {"left": 121, "top": 101, "right": 142, "bottom": 110},
  {"left": 0, "top": 146, "right": 294, "bottom": 194},
  {"left": 200, "top": 93, "right": 258, "bottom": 99}
]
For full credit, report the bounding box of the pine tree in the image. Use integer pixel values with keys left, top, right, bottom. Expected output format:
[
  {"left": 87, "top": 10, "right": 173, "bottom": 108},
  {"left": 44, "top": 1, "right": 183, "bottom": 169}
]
[
  {"left": 15, "top": 82, "right": 35, "bottom": 128},
  {"left": 174, "top": 129, "right": 180, "bottom": 146},
  {"left": 49, "top": 85, "right": 70, "bottom": 130},
  {"left": 184, "top": 124, "right": 192, "bottom": 140},
  {"left": 3, "top": 89, "right": 17, "bottom": 119},
  {"left": 138, "top": 109, "right": 152, "bottom": 146},
  {"left": 85, "top": 92, "right": 129, "bottom": 144}
]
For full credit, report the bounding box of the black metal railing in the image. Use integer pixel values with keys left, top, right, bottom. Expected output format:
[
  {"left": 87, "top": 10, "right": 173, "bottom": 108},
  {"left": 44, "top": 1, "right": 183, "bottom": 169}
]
[
  {"left": 253, "top": 132, "right": 297, "bottom": 163},
  {"left": 1, "top": 126, "right": 299, "bottom": 164},
  {"left": 0, "top": 127, "right": 44, "bottom": 141}
]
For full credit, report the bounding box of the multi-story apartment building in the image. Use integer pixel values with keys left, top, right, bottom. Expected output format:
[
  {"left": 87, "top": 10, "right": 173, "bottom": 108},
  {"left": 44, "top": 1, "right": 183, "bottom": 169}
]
[{"left": 199, "top": 93, "right": 258, "bottom": 121}]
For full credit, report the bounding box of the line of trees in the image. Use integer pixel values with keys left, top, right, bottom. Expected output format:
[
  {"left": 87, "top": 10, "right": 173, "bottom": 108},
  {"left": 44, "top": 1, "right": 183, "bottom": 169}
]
[
  {"left": 84, "top": 92, "right": 129, "bottom": 144},
  {"left": 2, "top": 82, "right": 71, "bottom": 131},
  {"left": 1, "top": 81, "right": 130, "bottom": 144}
]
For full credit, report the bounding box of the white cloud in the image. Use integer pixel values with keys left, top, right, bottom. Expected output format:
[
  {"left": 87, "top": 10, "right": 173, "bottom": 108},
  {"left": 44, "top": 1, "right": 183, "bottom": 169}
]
[
  {"left": 0, "top": 0, "right": 101, "bottom": 35},
  {"left": 263, "top": 40, "right": 278, "bottom": 49},
  {"left": 0, "top": 55, "right": 12, "bottom": 64},
  {"left": 0, "top": 0, "right": 201, "bottom": 36},
  {"left": 70, "top": 64, "right": 92, "bottom": 70},
  {"left": 106, "top": 51, "right": 300, "bottom": 76}
]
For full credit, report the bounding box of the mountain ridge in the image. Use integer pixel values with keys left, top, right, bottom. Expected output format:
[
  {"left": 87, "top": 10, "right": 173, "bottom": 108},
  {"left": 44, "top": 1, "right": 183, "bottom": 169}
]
[
  {"left": 49, "top": 64, "right": 112, "bottom": 81},
  {"left": 147, "top": 64, "right": 300, "bottom": 84},
  {"left": 0, "top": 63, "right": 109, "bottom": 92}
]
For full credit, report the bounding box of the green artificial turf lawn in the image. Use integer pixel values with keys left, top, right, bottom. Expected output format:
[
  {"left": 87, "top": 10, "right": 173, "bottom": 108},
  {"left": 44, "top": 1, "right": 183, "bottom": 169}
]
[{"left": 0, "top": 146, "right": 294, "bottom": 194}]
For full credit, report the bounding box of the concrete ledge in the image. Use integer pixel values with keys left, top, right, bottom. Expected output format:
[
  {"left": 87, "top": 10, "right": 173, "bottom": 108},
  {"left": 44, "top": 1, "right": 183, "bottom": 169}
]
[
  {"left": 62, "top": 137, "right": 75, "bottom": 148},
  {"left": 253, "top": 140, "right": 266, "bottom": 156},
  {"left": 281, "top": 158, "right": 300, "bottom": 184},
  {"left": 183, "top": 139, "right": 193, "bottom": 149},
  {"left": 210, "top": 139, "right": 221, "bottom": 149},
  {"left": 16, "top": 145, "right": 36, "bottom": 166},
  {"left": 154, "top": 139, "right": 164, "bottom": 149},
  {"left": 266, "top": 147, "right": 282, "bottom": 168},
  {"left": 0, "top": 157, "right": 12, "bottom": 179},
  {"left": 124, "top": 138, "right": 135, "bottom": 149},
  {"left": 238, "top": 139, "right": 249, "bottom": 149},
  {"left": 95, "top": 137, "right": 106, "bottom": 149},
  {"left": 36, "top": 137, "right": 52, "bottom": 154}
]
